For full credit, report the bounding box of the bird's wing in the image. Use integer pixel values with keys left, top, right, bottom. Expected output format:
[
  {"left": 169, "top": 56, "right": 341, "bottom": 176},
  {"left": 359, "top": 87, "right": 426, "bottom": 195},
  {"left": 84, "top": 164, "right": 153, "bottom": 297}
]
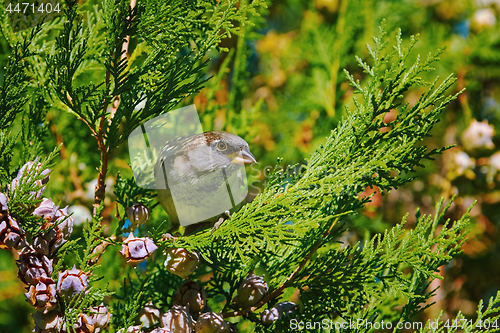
[{"left": 154, "top": 147, "right": 180, "bottom": 228}]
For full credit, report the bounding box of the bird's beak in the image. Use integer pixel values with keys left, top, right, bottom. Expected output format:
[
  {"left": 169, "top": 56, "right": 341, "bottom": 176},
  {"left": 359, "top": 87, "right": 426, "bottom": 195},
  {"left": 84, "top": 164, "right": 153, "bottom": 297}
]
[{"left": 228, "top": 149, "right": 257, "bottom": 165}]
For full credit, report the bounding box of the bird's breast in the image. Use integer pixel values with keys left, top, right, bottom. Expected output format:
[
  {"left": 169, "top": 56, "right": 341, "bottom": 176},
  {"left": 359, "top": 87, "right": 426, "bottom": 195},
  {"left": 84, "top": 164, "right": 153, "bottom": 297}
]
[{"left": 158, "top": 164, "right": 247, "bottom": 226}]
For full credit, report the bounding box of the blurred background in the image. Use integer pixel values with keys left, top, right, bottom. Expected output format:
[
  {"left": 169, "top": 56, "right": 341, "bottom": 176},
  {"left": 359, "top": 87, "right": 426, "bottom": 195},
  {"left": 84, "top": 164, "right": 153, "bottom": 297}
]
[{"left": 1, "top": 0, "right": 499, "bottom": 331}]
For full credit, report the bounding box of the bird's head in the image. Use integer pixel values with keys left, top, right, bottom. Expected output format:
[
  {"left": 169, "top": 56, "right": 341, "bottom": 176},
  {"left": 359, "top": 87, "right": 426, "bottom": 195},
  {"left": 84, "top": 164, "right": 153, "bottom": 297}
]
[
  {"left": 156, "top": 131, "right": 257, "bottom": 177},
  {"left": 205, "top": 131, "right": 257, "bottom": 167},
  {"left": 200, "top": 131, "right": 256, "bottom": 171}
]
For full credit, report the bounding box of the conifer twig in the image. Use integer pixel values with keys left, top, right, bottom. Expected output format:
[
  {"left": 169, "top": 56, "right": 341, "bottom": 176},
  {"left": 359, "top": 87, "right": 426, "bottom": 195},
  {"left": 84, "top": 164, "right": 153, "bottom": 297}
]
[
  {"left": 87, "top": 235, "right": 123, "bottom": 266},
  {"left": 93, "top": 115, "right": 108, "bottom": 216},
  {"left": 93, "top": 0, "right": 136, "bottom": 216},
  {"left": 109, "top": 0, "right": 137, "bottom": 122},
  {"left": 77, "top": 116, "right": 98, "bottom": 137},
  {"left": 222, "top": 218, "right": 339, "bottom": 318}
]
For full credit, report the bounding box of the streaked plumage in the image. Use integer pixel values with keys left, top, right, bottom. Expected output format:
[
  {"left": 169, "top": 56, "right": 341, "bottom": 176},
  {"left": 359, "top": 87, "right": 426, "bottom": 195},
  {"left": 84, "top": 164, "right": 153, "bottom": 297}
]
[{"left": 154, "top": 131, "right": 256, "bottom": 233}]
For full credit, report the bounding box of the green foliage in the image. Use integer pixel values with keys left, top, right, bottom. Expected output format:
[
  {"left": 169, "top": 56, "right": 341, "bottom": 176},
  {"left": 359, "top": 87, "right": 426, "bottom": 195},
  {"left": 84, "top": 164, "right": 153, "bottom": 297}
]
[
  {"left": 146, "top": 26, "right": 472, "bottom": 331},
  {"left": 0, "top": 130, "right": 16, "bottom": 183},
  {"left": 0, "top": 23, "right": 48, "bottom": 183},
  {"left": 55, "top": 203, "right": 116, "bottom": 331},
  {"left": 113, "top": 171, "right": 158, "bottom": 232},
  {"left": 0, "top": 24, "right": 40, "bottom": 130},
  {"left": 78, "top": 202, "right": 105, "bottom": 271},
  {"left": 114, "top": 171, "right": 155, "bottom": 209},
  {"left": 62, "top": 285, "right": 114, "bottom": 333},
  {"left": 178, "top": 25, "right": 462, "bottom": 261},
  {"left": 7, "top": 147, "right": 60, "bottom": 237},
  {"left": 267, "top": 198, "right": 471, "bottom": 332},
  {"left": 111, "top": 263, "right": 184, "bottom": 329},
  {"left": 138, "top": 0, "right": 265, "bottom": 54},
  {"left": 0, "top": 1, "right": 497, "bottom": 332},
  {"left": 44, "top": 0, "right": 267, "bottom": 154}
]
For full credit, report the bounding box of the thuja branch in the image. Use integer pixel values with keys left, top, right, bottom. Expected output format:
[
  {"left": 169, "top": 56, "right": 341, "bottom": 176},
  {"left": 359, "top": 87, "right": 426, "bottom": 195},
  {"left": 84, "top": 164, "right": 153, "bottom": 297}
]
[
  {"left": 93, "top": 115, "right": 109, "bottom": 216},
  {"left": 221, "top": 218, "right": 340, "bottom": 318},
  {"left": 87, "top": 235, "right": 123, "bottom": 266},
  {"left": 108, "top": 0, "right": 137, "bottom": 122},
  {"left": 93, "top": 0, "right": 136, "bottom": 217}
]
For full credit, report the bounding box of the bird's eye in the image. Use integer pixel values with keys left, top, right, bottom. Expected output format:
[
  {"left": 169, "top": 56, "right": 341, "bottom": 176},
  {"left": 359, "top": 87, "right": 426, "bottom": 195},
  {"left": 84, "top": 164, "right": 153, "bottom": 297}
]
[{"left": 217, "top": 141, "right": 227, "bottom": 151}]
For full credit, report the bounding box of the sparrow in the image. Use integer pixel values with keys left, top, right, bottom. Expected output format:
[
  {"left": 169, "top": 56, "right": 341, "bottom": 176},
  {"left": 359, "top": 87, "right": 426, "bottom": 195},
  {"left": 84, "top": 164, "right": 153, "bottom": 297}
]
[{"left": 154, "top": 131, "right": 257, "bottom": 234}]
